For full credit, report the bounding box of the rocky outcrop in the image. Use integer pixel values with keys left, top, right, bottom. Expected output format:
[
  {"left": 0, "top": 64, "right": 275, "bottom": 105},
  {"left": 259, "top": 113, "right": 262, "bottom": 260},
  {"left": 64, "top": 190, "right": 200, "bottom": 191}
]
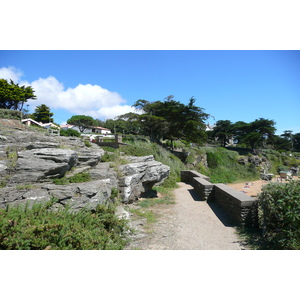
[
  {"left": 10, "top": 148, "right": 78, "bottom": 184},
  {"left": 0, "top": 179, "right": 112, "bottom": 211},
  {"left": 119, "top": 155, "right": 170, "bottom": 203},
  {"left": 0, "top": 125, "right": 170, "bottom": 210}
]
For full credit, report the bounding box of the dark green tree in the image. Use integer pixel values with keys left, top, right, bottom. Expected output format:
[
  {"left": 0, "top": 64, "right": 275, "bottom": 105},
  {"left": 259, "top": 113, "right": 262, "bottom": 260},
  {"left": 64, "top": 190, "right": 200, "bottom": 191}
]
[
  {"left": 211, "top": 120, "right": 233, "bottom": 147},
  {"left": 293, "top": 133, "right": 300, "bottom": 151},
  {"left": 67, "top": 115, "right": 95, "bottom": 132},
  {"left": 246, "top": 118, "right": 276, "bottom": 150},
  {"left": 31, "top": 104, "right": 54, "bottom": 123},
  {"left": 130, "top": 96, "right": 209, "bottom": 147},
  {"left": 280, "top": 130, "right": 294, "bottom": 151},
  {"left": 0, "top": 79, "right": 37, "bottom": 111}
]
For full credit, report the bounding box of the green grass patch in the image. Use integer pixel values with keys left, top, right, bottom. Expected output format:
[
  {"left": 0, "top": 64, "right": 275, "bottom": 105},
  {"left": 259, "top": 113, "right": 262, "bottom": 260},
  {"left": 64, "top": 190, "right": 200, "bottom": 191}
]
[
  {"left": 52, "top": 172, "right": 91, "bottom": 185},
  {"left": 129, "top": 208, "right": 157, "bottom": 224}
]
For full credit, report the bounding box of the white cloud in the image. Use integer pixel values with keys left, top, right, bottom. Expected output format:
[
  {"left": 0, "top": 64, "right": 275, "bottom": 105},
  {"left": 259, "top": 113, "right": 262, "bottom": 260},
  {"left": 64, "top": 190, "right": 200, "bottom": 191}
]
[
  {"left": 0, "top": 66, "right": 23, "bottom": 82},
  {"left": 0, "top": 66, "right": 136, "bottom": 120}
]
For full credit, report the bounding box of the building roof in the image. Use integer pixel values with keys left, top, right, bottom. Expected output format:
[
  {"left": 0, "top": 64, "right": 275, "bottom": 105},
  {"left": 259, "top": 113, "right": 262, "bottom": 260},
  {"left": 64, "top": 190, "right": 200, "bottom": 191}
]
[{"left": 90, "top": 126, "right": 111, "bottom": 131}]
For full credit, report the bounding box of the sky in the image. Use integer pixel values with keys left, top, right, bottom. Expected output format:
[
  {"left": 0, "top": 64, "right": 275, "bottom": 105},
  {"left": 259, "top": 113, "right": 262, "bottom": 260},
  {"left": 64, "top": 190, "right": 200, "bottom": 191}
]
[{"left": 0, "top": 50, "right": 299, "bottom": 134}]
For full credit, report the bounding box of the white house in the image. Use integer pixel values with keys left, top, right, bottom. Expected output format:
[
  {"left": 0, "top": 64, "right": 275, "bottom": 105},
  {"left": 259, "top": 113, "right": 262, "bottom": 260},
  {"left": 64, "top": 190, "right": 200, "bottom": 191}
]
[
  {"left": 21, "top": 118, "right": 59, "bottom": 129},
  {"left": 61, "top": 124, "right": 112, "bottom": 135}
]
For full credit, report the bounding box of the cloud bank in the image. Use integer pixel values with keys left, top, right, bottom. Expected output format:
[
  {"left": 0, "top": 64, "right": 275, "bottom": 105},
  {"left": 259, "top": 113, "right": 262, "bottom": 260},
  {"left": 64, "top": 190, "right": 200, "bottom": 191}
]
[{"left": 0, "top": 66, "right": 135, "bottom": 120}]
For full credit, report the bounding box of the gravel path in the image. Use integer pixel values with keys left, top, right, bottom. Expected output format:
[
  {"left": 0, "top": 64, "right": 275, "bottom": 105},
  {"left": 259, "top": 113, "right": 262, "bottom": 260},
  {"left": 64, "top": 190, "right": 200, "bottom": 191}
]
[{"left": 126, "top": 182, "right": 248, "bottom": 250}]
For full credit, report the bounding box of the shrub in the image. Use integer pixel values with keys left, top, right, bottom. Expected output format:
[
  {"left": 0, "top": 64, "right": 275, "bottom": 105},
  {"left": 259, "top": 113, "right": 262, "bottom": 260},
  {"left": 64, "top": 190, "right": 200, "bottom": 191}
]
[
  {"left": 0, "top": 199, "right": 130, "bottom": 250},
  {"left": 84, "top": 140, "right": 92, "bottom": 147},
  {"left": 60, "top": 128, "right": 81, "bottom": 137},
  {"left": 0, "top": 109, "right": 22, "bottom": 120},
  {"left": 258, "top": 180, "right": 300, "bottom": 249}
]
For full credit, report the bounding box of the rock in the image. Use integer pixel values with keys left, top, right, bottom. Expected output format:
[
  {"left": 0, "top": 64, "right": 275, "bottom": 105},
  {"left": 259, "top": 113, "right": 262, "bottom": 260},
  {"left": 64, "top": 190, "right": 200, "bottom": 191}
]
[
  {"left": 42, "top": 179, "right": 112, "bottom": 210},
  {"left": 10, "top": 148, "right": 78, "bottom": 184},
  {"left": 118, "top": 156, "right": 170, "bottom": 203},
  {"left": 0, "top": 179, "right": 114, "bottom": 211},
  {"left": 76, "top": 148, "right": 105, "bottom": 167},
  {"left": 25, "top": 142, "right": 59, "bottom": 150}
]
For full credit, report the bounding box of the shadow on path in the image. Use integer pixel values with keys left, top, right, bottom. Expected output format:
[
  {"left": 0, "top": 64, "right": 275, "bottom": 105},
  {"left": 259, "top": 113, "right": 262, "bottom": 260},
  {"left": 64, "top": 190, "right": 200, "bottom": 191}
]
[
  {"left": 187, "top": 188, "right": 235, "bottom": 227},
  {"left": 207, "top": 201, "right": 236, "bottom": 227}
]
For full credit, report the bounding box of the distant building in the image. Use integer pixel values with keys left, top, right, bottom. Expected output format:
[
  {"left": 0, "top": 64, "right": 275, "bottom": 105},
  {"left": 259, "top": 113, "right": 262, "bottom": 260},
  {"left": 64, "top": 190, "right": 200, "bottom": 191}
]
[
  {"left": 21, "top": 118, "right": 59, "bottom": 129},
  {"left": 60, "top": 124, "right": 112, "bottom": 135},
  {"left": 205, "top": 122, "right": 216, "bottom": 131}
]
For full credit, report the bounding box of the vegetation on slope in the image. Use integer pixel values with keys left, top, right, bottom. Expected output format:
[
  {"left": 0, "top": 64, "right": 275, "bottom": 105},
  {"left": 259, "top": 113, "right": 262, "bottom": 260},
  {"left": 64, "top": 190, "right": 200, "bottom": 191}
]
[{"left": 0, "top": 199, "right": 130, "bottom": 250}]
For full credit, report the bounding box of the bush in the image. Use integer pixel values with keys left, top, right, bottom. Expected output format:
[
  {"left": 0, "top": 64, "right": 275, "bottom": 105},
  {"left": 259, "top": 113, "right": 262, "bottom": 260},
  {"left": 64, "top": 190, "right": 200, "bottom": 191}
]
[
  {"left": 0, "top": 199, "right": 130, "bottom": 250},
  {"left": 60, "top": 128, "right": 81, "bottom": 137},
  {"left": 0, "top": 109, "right": 22, "bottom": 120},
  {"left": 258, "top": 180, "right": 300, "bottom": 249}
]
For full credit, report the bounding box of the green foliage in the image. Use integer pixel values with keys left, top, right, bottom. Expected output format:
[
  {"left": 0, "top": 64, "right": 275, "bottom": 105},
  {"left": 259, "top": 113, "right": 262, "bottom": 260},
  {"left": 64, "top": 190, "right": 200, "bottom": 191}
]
[
  {"left": 0, "top": 108, "right": 22, "bottom": 120},
  {"left": 67, "top": 115, "right": 95, "bottom": 133},
  {"left": 110, "top": 187, "right": 119, "bottom": 200},
  {"left": 203, "top": 147, "right": 259, "bottom": 183},
  {"left": 0, "top": 79, "right": 36, "bottom": 111},
  {"left": 129, "top": 208, "right": 157, "bottom": 224},
  {"left": 129, "top": 96, "right": 209, "bottom": 145},
  {"left": 52, "top": 172, "right": 91, "bottom": 185},
  {"left": 0, "top": 199, "right": 130, "bottom": 250},
  {"left": 138, "top": 186, "right": 175, "bottom": 207},
  {"left": 258, "top": 180, "right": 300, "bottom": 249},
  {"left": 84, "top": 140, "right": 92, "bottom": 147},
  {"left": 31, "top": 104, "right": 54, "bottom": 123},
  {"left": 60, "top": 128, "right": 81, "bottom": 137},
  {"left": 211, "top": 120, "right": 233, "bottom": 147}
]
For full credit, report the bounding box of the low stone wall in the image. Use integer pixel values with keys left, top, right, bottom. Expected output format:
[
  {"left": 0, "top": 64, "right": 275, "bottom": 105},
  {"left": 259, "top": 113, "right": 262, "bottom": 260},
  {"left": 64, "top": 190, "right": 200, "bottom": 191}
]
[
  {"left": 213, "top": 184, "right": 259, "bottom": 227},
  {"left": 180, "top": 170, "right": 259, "bottom": 227},
  {"left": 192, "top": 177, "right": 214, "bottom": 201},
  {"left": 181, "top": 170, "right": 210, "bottom": 182}
]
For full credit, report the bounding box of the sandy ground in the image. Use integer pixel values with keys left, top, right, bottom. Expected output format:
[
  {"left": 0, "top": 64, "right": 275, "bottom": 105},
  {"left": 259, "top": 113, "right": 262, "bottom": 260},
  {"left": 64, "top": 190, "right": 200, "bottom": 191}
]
[{"left": 227, "top": 176, "right": 299, "bottom": 197}]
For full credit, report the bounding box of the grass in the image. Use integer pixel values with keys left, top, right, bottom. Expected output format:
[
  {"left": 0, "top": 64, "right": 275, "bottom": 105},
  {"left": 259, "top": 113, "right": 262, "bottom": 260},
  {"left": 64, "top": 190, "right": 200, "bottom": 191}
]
[
  {"left": 127, "top": 185, "right": 175, "bottom": 229},
  {"left": 52, "top": 172, "right": 91, "bottom": 185}
]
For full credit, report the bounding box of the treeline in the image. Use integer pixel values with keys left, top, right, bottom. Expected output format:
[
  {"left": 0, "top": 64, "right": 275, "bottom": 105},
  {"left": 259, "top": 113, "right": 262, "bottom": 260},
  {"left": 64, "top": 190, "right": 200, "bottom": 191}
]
[
  {"left": 207, "top": 119, "right": 300, "bottom": 152},
  {"left": 1, "top": 78, "right": 299, "bottom": 152}
]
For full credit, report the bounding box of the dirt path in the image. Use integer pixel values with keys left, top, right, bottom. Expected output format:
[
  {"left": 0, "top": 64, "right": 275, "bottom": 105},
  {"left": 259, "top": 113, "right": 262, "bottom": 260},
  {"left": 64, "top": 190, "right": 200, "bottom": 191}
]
[{"left": 126, "top": 182, "right": 248, "bottom": 250}]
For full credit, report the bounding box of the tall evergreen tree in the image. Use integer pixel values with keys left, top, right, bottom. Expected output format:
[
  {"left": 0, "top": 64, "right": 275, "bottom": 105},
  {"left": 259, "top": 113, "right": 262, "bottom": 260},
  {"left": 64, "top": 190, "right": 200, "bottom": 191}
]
[{"left": 32, "top": 104, "right": 54, "bottom": 123}]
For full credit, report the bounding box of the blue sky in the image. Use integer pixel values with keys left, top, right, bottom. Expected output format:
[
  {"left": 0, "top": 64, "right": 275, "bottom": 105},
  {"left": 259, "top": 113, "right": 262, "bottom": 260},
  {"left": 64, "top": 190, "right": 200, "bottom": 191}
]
[{"left": 0, "top": 50, "right": 299, "bottom": 135}]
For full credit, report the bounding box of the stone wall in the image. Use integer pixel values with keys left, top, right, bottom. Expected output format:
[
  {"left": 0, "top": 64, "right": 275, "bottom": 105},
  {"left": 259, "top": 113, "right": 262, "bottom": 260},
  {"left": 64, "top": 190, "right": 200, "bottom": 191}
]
[
  {"left": 180, "top": 170, "right": 259, "bottom": 227},
  {"left": 213, "top": 184, "right": 259, "bottom": 227}
]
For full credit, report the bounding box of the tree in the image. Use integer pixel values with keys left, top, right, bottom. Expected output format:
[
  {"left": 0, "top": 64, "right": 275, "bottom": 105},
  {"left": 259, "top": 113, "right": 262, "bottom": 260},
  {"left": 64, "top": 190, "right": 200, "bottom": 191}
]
[
  {"left": 293, "top": 133, "right": 300, "bottom": 151},
  {"left": 31, "top": 104, "right": 54, "bottom": 123},
  {"left": 130, "top": 96, "right": 209, "bottom": 147},
  {"left": 280, "top": 130, "right": 294, "bottom": 151},
  {"left": 67, "top": 115, "right": 95, "bottom": 132},
  {"left": 0, "top": 79, "right": 36, "bottom": 111},
  {"left": 211, "top": 120, "right": 233, "bottom": 147}
]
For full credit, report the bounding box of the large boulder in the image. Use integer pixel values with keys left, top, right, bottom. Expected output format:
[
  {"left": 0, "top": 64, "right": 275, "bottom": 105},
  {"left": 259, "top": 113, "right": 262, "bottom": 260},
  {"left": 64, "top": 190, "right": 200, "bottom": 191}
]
[
  {"left": 10, "top": 148, "right": 78, "bottom": 184},
  {"left": 118, "top": 155, "right": 170, "bottom": 203}
]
